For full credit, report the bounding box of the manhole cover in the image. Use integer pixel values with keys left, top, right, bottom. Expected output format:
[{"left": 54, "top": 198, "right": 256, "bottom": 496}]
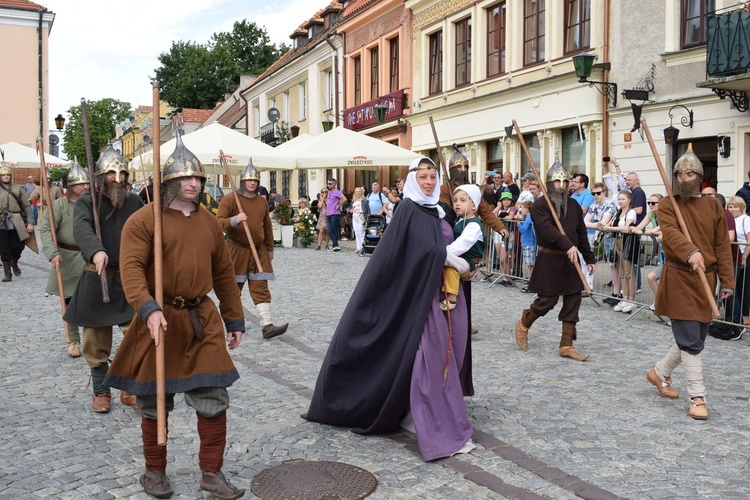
[{"left": 251, "top": 460, "right": 377, "bottom": 500}]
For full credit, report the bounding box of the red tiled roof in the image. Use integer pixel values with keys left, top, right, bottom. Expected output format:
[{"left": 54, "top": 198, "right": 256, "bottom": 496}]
[
  {"left": 341, "top": 0, "right": 377, "bottom": 18},
  {"left": 0, "top": 0, "right": 47, "bottom": 11},
  {"left": 217, "top": 99, "right": 246, "bottom": 130},
  {"left": 181, "top": 108, "right": 214, "bottom": 123}
]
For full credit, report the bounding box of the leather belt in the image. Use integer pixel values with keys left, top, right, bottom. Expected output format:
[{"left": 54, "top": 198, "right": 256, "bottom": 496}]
[
  {"left": 57, "top": 242, "right": 80, "bottom": 252},
  {"left": 227, "top": 236, "right": 251, "bottom": 249},
  {"left": 165, "top": 295, "right": 205, "bottom": 341},
  {"left": 85, "top": 263, "right": 120, "bottom": 275},
  {"left": 537, "top": 246, "right": 566, "bottom": 255},
  {"left": 665, "top": 259, "right": 716, "bottom": 274}
]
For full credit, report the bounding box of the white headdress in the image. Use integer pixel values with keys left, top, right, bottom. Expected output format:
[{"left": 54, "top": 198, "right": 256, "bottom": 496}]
[
  {"left": 454, "top": 184, "right": 481, "bottom": 210},
  {"left": 403, "top": 157, "right": 445, "bottom": 218}
]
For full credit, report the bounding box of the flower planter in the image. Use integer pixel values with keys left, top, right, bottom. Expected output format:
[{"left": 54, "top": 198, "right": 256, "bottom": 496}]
[{"left": 281, "top": 224, "right": 294, "bottom": 248}]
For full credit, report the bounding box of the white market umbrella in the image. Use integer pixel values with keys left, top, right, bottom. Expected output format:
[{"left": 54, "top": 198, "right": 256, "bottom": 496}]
[
  {"left": 273, "top": 133, "right": 315, "bottom": 153},
  {"left": 129, "top": 122, "right": 295, "bottom": 172},
  {"left": 290, "top": 126, "right": 421, "bottom": 169},
  {"left": 0, "top": 141, "right": 71, "bottom": 168}
]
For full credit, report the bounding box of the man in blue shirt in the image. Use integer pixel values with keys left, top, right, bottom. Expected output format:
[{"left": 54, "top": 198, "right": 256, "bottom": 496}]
[
  {"left": 366, "top": 182, "right": 388, "bottom": 216},
  {"left": 570, "top": 173, "right": 596, "bottom": 289}
]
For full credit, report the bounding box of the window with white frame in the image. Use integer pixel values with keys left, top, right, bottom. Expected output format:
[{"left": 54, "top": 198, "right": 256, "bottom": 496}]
[
  {"left": 283, "top": 91, "right": 290, "bottom": 124},
  {"left": 487, "top": 2, "right": 506, "bottom": 77},
  {"left": 523, "top": 0, "right": 545, "bottom": 66},
  {"left": 429, "top": 30, "right": 443, "bottom": 95},
  {"left": 299, "top": 83, "right": 306, "bottom": 120},
  {"left": 455, "top": 17, "right": 472, "bottom": 87},
  {"left": 325, "top": 70, "right": 333, "bottom": 110},
  {"left": 564, "top": 0, "right": 590, "bottom": 54}
]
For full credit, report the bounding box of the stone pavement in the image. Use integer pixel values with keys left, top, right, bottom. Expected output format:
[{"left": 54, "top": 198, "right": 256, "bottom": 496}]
[{"left": 1, "top": 233, "right": 749, "bottom": 499}]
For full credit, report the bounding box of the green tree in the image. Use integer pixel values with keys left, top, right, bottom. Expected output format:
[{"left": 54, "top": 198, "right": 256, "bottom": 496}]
[
  {"left": 62, "top": 98, "right": 132, "bottom": 167},
  {"left": 155, "top": 20, "right": 286, "bottom": 109}
]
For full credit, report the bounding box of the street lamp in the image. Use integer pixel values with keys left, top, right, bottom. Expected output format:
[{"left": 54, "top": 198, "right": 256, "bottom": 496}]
[
  {"left": 54, "top": 114, "right": 65, "bottom": 131},
  {"left": 322, "top": 118, "right": 333, "bottom": 132},
  {"left": 572, "top": 52, "right": 618, "bottom": 108},
  {"left": 290, "top": 125, "right": 300, "bottom": 138},
  {"left": 664, "top": 104, "right": 694, "bottom": 145}
]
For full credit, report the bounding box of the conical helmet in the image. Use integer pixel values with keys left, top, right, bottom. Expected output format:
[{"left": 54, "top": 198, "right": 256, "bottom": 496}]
[
  {"left": 0, "top": 149, "right": 11, "bottom": 177},
  {"left": 67, "top": 156, "right": 90, "bottom": 186},
  {"left": 546, "top": 156, "right": 570, "bottom": 184},
  {"left": 449, "top": 144, "right": 469, "bottom": 169},
  {"left": 95, "top": 143, "right": 128, "bottom": 181},
  {"left": 673, "top": 143, "right": 703, "bottom": 177},
  {"left": 162, "top": 133, "right": 205, "bottom": 182},
  {"left": 240, "top": 158, "right": 260, "bottom": 181}
]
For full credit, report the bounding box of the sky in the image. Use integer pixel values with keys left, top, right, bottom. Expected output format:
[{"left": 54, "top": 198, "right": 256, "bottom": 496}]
[{"left": 43, "top": 0, "right": 327, "bottom": 125}]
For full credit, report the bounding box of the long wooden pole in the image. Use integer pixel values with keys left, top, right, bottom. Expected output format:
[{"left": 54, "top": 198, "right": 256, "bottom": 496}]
[
  {"left": 80, "top": 99, "right": 110, "bottom": 303},
  {"left": 427, "top": 115, "right": 451, "bottom": 184},
  {"left": 219, "top": 150, "right": 264, "bottom": 274},
  {"left": 512, "top": 120, "right": 592, "bottom": 295},
  {"left": 152, "top": 81, "right": 167, "bottom": 446},
  {"left": 37, "top": 138, "right": 70, "bottom": 344},
  {"left": 641, "top": 119, "right": 720, "bottom": 318}
]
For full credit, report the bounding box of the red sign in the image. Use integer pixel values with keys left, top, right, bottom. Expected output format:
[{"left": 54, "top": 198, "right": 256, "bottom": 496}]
[{"left": 344, "top": 90, "right": 405, "bottom": 131}]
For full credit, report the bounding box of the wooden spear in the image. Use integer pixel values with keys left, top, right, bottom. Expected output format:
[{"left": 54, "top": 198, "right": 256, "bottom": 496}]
[
  {"left": 511, "top": 120, "right": 592, "bottom": 295},
  {"left": 427, "top": 115, "right": 452, "bottom": 184},
  {"left": 219, "top": 150, "right": 264, "bottom": 274},
  {"left": 640, "top": 119, "right": 720, "bottom": 318},
  {"left": 151, "top": 81, "right": 167, "bottom": 445},
  {"left": 36, "top": 137, "right": 70, "bottom": 344},
  {"left": 80, "top": 98, "right": 110, "bottom": 303}
]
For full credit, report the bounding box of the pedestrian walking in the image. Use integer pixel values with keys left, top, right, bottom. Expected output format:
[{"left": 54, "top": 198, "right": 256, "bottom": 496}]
[
  {"left": 39, "top": 161, "right": 90, "bottom": 357},
  {"left": 647, "top": 146, "right": 734, "bottom": 420},
  {"left": 63, "top": 144, "right": 143, "bottom": 413},
  {"left": 216, "top": 159, "right": 288, "bottom": 339},
  {"left": 106, "top": 137, "right": 246, "bottom": 499}
]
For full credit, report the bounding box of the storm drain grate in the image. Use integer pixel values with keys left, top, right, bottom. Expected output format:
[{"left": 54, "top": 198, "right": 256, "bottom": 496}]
[{"left": 251, "top": 460, "right": 377, "bottom": 499}]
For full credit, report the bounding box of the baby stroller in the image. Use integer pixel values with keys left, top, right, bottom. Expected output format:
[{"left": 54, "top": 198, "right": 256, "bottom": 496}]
[{"left": 363, "top": 215, "right": 386, "bottom": 254}]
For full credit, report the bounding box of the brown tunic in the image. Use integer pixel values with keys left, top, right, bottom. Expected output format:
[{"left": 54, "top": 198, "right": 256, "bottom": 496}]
[
  {"left": 528, "top": 197, "right": 594, "bottom": 296},
  {"left": 654, "top": 196, "right": 734, "bottom": 323},
  {"left": 105, "top": 206, "right": 245, "bottom": 395},
  {"left": 216, "top": 192, "right": 275, "bottom": 281}
]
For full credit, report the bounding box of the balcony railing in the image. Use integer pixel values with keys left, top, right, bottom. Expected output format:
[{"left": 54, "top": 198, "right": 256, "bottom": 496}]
[{"left": 707, "top": 7, "right": 750, "bottom": 78}]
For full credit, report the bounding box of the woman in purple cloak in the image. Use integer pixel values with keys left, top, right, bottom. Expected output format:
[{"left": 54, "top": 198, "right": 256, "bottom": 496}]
[{"left": 303, "top": 157, "right": 474, "bottom": 461}]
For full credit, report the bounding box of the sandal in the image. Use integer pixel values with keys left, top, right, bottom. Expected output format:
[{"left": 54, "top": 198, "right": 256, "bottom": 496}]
[{"left": 520, "top": 286, "right": 530, "bottom": 293}]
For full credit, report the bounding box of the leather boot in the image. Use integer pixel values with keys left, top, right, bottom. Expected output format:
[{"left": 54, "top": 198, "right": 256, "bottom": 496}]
[
  {"left": 10, "top": 258, "right": 20, "bottom": 276},
  {"left": 559, "top": 322, "right": 589, "bottom": 361},
  {"left": 67, "top": 342, "right": 81, "bottom": 358},
  {"left": 689, "top": 397, "right": 708, "bottom": 420},
  {"left": 262, "top": 323, "right": 288, "bottom": 339},
  {"left": 2, "top": 261, "right": 11, "bottom": 282},
  {"left": 515, "top": 309, "right": 538, "bottom": 351},
  {"left": 121, "top": 390, "right": 139, "bottom": 410},
  {"left": 200, "top": 471, "right": 245, "bottom": 499},
  {"left": 140, "top": 469, "right": 173, "bottom": 499}
]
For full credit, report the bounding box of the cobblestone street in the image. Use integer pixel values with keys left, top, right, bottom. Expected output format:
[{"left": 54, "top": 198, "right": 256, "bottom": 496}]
[{"left": 1, "top": 235, "right": 749, "bottom": 499}]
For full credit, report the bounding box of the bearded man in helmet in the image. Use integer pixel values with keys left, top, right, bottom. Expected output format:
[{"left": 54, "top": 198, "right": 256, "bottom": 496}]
[
  {"left": 39, "top": 160, "right": 90, "bottom": 357},
  {"left": 64, "top": 144, "right": 143, "bottom": 413},
  {"left": 647, "top": 145, "right": 734, "bottom": 420},
  {"left": 106, "top": 136, "right": 246, "bottom": 499},
  {"left": 514, "top": 158, "right": 595, "bottom": 361},
  {"left": 217, "top": 159, "right": 288, "bottom": 339},
  {"left": 0, "top": 164, "right": 34, "bottom": 282}
]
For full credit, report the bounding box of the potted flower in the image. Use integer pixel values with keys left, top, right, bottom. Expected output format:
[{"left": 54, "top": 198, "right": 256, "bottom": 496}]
[
  {"left": 273, "top": 199, "right": 295, "bottom": 247},
  {"left": 294, "top": 209, "right": 317, "bottom": 247}
]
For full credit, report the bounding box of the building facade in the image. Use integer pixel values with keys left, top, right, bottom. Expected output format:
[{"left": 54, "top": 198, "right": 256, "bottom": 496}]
[{"left": 0, "top": 0, "right": 55, "bottom": 147}]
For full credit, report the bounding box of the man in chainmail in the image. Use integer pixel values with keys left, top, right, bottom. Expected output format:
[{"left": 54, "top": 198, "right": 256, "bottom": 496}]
[
  {"left": 514, "top": 158, "right": 595, "bottom": 361},
  {"left": 64, "top": 144, "right": 143, "bottom": 413}
]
